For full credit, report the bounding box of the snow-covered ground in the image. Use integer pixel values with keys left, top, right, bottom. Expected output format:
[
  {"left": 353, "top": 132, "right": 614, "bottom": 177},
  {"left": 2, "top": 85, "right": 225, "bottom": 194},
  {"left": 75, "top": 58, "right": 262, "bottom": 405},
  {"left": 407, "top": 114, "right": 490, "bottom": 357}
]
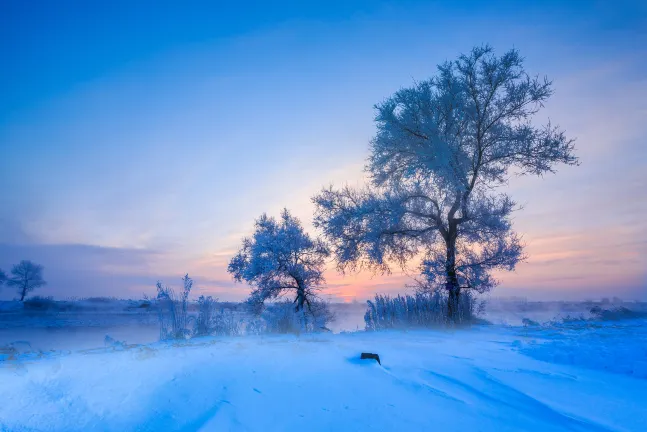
[{"left": 1, "top": 319, "right": 646, "bottom": 432}]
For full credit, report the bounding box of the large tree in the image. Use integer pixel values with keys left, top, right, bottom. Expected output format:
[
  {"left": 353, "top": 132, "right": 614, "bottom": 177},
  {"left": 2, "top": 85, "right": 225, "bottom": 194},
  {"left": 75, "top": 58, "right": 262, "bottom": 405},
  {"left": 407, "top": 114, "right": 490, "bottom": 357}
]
[
  {"left": 313, "top": 46, "right": 577, "bottom": 321},
  {"left": 7, "top": 260, "right": 46, "bottom": 301},
  {"left": 228, "top": 209, "right": 330, "bottom": 311}
]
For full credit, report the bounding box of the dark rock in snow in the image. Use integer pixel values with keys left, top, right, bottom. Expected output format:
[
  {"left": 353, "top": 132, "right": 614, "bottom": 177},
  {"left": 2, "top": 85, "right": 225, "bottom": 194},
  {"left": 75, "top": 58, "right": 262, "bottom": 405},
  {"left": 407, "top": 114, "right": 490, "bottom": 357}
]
[{"left": 360, "top": 352, "right": 381, "bottom": 365}]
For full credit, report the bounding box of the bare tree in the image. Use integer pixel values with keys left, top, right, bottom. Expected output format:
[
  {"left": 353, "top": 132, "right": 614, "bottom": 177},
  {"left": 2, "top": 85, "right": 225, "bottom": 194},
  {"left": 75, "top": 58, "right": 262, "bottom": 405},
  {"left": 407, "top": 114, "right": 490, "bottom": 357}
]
[
  {"left": 313, "top": 45, "right": 577, "bottom": 322},
  {"left": 7, "top": 260, "right": 46, "bottom": 301},
  {"left": 228, "top": 209, "right": 330, "bottom": 311},
  {"left": 0, "top": 268, "right": 6, "bottom": 289}
]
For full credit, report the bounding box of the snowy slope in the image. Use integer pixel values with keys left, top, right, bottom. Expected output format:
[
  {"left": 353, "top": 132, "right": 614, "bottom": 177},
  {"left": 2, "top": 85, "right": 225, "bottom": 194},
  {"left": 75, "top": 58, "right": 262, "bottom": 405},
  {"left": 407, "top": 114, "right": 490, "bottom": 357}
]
[{"left": 1, "top": 324, "right": 645, "bottom": 432}]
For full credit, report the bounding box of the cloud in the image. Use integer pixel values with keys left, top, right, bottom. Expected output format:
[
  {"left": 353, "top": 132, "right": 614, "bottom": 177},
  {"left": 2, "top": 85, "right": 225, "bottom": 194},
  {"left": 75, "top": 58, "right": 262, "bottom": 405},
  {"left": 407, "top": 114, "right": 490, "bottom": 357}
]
[{"left": 0, "top": 217, "right": 34, "bottom": 244}]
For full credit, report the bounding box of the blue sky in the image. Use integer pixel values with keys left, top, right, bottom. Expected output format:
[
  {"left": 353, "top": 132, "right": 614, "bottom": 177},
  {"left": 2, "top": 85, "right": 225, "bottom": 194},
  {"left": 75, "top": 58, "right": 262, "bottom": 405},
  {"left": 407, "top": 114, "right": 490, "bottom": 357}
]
[{"left": 1, "top": 0, "right": 646, "bottom": 301}]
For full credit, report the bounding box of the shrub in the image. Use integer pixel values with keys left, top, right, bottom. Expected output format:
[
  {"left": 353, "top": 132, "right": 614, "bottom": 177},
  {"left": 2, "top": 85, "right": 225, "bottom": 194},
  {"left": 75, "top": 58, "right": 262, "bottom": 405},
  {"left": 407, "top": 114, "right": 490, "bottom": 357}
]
[
  {"left": 261, "top": 301, "right": 305, "bottom": 334},
  {"left": 590, "top": 306, "right": 647, "bottom": 321},
  {"left": 193, "top": 296, "right": 242, "bottom": 337},
  {"left": 23, "top": 296, "right": 57, "bottom": 311},
  {"left": 193, "top": 295, "right": 216, "bottom": 336},
  {"left": 364, "top": 291, "right": 479, "bottom": 330},
  {"left": 210, "top": 309, "right": 242, "bottom": 337},
  {"left": 250, "top": 300, "right": 335, "bottom": 335},
  {"left": 522, "top": 317, "right": 540, "bottom": 327},
  {"left": 156, "top": 275, "right": 193, "bottom": 340},
  {"left": 83, "top": 297, "right": 118, "bottom": 303}
]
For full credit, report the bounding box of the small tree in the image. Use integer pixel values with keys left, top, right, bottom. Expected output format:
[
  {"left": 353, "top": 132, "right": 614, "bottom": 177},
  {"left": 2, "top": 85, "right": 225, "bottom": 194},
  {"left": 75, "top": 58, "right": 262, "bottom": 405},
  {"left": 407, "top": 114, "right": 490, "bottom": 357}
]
[
  {"left": 228, "top": 209, "right": 330, "bottom": 311},
  {"left": 0, "top": 268, "right": 6, "bottom": 288},
  {"left": 7, "top": 260, "right": 46, "bottom": 301},
  {"left": 313, "top": 45, "right": 577, "bottom": 322}
]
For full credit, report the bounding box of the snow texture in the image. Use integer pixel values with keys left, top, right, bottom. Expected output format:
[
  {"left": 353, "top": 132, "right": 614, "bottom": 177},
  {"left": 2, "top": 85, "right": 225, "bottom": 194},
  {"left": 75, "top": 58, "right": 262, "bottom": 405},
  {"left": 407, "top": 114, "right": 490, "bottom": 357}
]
[{"left": 1, "top": 320, "right": 645, "bottom": 432}]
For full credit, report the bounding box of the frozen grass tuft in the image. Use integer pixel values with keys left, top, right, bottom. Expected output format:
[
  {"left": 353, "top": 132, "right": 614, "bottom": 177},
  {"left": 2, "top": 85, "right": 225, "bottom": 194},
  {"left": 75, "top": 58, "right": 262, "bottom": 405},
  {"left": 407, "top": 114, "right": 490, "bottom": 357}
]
[
  {"left": 364, "top": 291, "right": 480, "bottom": 330},
  {"left": 155, "top": 275, "right": 193, "bottom": 340}
]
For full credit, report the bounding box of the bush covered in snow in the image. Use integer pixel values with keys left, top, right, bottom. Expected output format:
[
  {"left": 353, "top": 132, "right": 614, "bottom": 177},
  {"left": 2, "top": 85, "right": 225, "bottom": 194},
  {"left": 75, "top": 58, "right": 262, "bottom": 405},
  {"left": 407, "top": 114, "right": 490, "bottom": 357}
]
[
  {"left": 155, "top": 275, "right": 193, "bottom": 340},
  {"left": 247, "top": 300, "right": 335, "bottom": 335},
  {"left": 193, "top": 295, "right": 242, "bottom": 337},
  {"left": 364, "top": 291, "right": 479, "bottom": 330},
  {"left": 193, "top": 295, "right": 217, "bottom": 336}
]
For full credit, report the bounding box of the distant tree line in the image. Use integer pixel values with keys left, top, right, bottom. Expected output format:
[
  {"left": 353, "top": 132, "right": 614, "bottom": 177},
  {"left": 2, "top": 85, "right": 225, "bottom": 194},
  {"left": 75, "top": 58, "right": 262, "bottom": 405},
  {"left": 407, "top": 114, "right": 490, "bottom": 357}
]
[{"left": 0, "top": 260, "right": 46, "bottom": 301}]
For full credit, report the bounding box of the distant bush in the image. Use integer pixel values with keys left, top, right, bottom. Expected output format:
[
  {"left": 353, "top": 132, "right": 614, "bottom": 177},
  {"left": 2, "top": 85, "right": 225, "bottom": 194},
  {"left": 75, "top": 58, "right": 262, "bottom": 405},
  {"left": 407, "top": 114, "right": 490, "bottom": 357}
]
[
  {"left": 133, "top": 296, "right": 154, "bottom": 310},
  {"left": 83, "top": 297, "right": 118, "bottom": 303},
  {"left": 522, "top": 317, "right": 540, "bottom": 327},
  {"left": 590, "top": 306, "right": 647, "bottom": 321},
  {"left": 557, "top": 314, "right": 587, "bottom": 324},
  {"left": 364, "top": 291, "right": 479, "bottom": 330},
  {"left": 23, "top": 296, "right": 57, "bottom": 311}
]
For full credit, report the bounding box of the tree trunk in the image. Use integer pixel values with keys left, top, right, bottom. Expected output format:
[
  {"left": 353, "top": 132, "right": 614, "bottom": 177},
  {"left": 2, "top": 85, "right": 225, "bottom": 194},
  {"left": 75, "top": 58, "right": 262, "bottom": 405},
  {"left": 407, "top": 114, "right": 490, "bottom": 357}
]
[
  {"left": 295, "top": 282, "right": 306, "bottom": 312},
  {"left": 294, "top": 281, "right": 309, "bottom": 331},
  {"left": 20, "top": 283, "right": 27, "bottom": 302},
  {"left": 447, "top": 285, "right": 461, "bottom": 323},
  {"left": 445, "top": 229, "right": 461, "bottom": 323}
]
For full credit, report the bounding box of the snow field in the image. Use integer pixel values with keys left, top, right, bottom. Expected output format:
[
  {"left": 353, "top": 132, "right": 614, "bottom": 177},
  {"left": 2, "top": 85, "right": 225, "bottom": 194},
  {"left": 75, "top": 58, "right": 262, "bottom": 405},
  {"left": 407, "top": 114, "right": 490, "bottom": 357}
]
[{"left": 1, "top": 324, "right": 645, "bottom": 432}]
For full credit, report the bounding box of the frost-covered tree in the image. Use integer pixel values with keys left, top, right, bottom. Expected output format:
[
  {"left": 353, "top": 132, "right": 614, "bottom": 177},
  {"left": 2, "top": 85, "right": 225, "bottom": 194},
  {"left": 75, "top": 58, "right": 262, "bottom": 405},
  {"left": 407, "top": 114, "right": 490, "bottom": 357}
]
[
  {"left": 7, "top": 260, "right": 46, "bottom": 301},
  {"left": 313, "top": 46, "right": 577, "bottom": 321},
  {"left": 228, "top": 209, "right": 330, "bottom": 311}
]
